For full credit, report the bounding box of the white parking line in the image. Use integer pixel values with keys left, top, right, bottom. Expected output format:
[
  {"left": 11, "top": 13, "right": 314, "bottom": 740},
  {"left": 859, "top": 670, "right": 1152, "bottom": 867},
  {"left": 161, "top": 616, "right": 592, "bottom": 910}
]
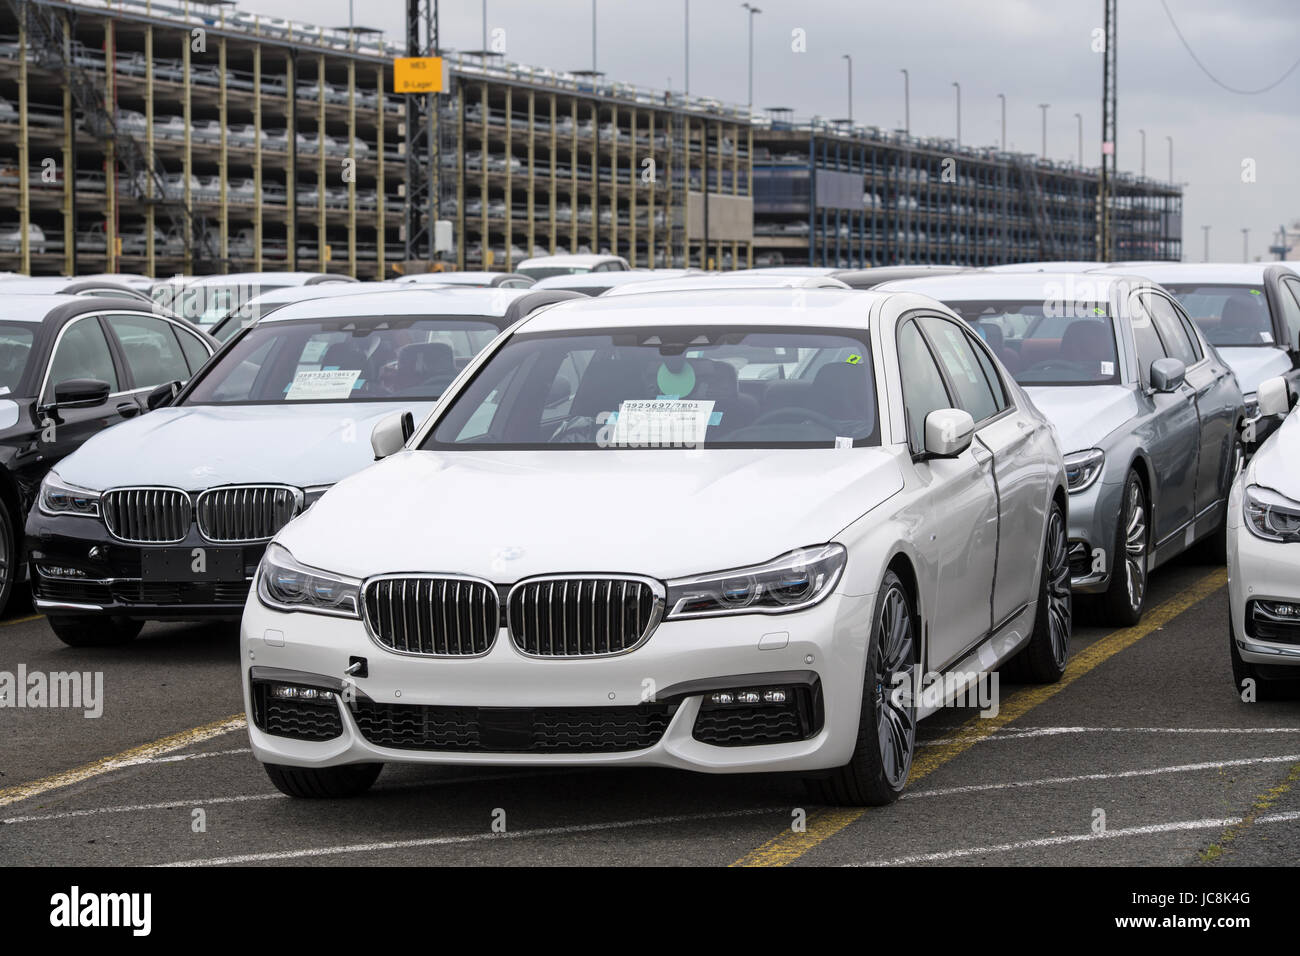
[
  {"left": 903, "top": 754, "right": 1300, "bottom": 799},
  {"left": 854, "top": 811, "right": 1300, "bottom": 866},
  {"left": 145, "top": 748, "right": 253, "bottom": 764},
  {"left": 920, "top": 726, "right": 1300, "bottom": 747},
  {"left": 159, "top": 807, "right": 784, "bottom": 866}
]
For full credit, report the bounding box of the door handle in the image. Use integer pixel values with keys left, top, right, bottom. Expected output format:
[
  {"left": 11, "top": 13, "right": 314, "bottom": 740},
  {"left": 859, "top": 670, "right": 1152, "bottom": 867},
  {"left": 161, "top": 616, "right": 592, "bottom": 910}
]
[{"left": 116, "top": 402, "right": 140, "bottom": 419}]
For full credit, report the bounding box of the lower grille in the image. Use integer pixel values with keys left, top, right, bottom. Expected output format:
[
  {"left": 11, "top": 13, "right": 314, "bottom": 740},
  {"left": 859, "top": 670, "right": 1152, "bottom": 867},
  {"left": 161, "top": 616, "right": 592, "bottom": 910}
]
[
  {"left": 507, "top": 576, "right": 663, "bottom": 657},
  {"left": 252, "top": 683, "right": 343, "bottom": 741},
  {"left": 1067, "top": 539, "right": 1091, "bottom": 579},
  {"left": 35, "top": 577, "right": 112, "bottom": 604},
  {"left": 1249, "top": 601, "right": 1300, "bottom": 646},
  {"left": 101, "top": 488, "right": 191, "bottom": 543},
  {"left": 692, "top": 684, "right": 822, "bottom": 748},
  {"left": 363, "top": 576, "right": 499, "bottom": 656},
  {"left": 34, "top": 575, "right": 251, "bottom": 607},
  {"left": 351, "top": 701, "right": 676, "bottom": 753},
  {"left": 196, "top": 485, "right": 300, "bottom": 542}
]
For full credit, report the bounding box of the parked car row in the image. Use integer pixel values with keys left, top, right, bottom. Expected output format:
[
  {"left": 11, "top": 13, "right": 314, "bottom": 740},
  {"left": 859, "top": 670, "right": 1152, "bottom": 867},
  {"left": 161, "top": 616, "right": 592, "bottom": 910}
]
[{"left": 3, "top": 256, "right": 1297, "bottom": 809}]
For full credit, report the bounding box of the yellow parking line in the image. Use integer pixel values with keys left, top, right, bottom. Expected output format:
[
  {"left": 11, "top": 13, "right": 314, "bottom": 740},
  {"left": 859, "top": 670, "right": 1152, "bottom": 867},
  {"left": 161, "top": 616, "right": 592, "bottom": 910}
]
[
  {"left": 2, "top": 613, "right": 44, "bottom": 627},
  {"left": 0, "top": 713, "right": 247, "bottom": 808},
  {"left": 732, "top": 568, "right": 1229, "bottom": 867}
]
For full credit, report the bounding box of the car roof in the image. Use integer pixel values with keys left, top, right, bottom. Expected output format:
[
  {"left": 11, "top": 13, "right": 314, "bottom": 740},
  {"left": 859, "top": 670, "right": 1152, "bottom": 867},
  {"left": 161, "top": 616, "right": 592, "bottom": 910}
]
[
  {"left": 158, "top": 272, "right": 353, "bottom": 288},
  {"left": 984, "top": 260, "right": 1109, "bottom": 273},
  {"left": 0, "top": 293, "right": 82, "bottom": 320},
  {"left": 873, "top": 271, "right": 1131, "bottom": 301},
  {"left": 517, "top": 254, "right": 625, "bottom": 267},
  {"left": 391, "top": 271, "right": 532, "bottom": 286},
  {"left": 259, "top": 286, "right": 539, "bottom": 322},
  {"left": 532, "top": 270, "right": 696, "bottom": 291},
  {"left": 245, "top": 282, "right": 397, "bottom": 307},
  {"left": 515, "top": 287, "right": 883, "bottom": 333},
  {"left": 605, "top": 273, "right": 854, "bottom": 297},
  {"left": 729, "top": 266, "right": 840, "bottom": 277},
  {"left": 1091, "top": 262, "right": 1276, "bottom": 283}
]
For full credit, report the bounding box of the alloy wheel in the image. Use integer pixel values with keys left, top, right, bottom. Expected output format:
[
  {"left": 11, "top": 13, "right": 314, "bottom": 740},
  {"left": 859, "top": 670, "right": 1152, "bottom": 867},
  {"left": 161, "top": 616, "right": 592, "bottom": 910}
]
[
  {"left": 873, "top": 585, "right": 917, "bottom": 789},
  {"left": 1045, "top": 507, "right": 1072, "bottom": 669},
  {"left": 1124, "top": 481, "right": 1148, "bottom": 613}
]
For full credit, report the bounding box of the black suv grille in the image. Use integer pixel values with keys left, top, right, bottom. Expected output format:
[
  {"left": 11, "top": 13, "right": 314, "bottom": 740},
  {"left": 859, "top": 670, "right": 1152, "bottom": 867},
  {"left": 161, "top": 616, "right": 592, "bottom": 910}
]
[
  {"left": 35, "top": 574, "right": 251, "bottom": 607},
  {"left": 351, "top": 700, "right": 676, "bottom": 753}
]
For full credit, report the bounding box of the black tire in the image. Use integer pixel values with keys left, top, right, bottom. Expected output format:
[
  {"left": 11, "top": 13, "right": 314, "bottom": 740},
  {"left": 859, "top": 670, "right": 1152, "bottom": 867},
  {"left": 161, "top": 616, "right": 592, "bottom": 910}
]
[
  {"left": 807, "top": 570, "right": 918, "bottom": 807},
  {"left": 0, "top": 497, "right": 15, "bottom": 618},
  {"left": 1009, "top": 499, "right": 1072, "bottom": 683},
  {"left": 1193, "top": 431, "right": 1243, "bottom": 565},
  {"left": 47, "top": 615, "right": 143, "bottom": 647},
  {"left": 1230, "top": 614, "right": 1300, "bottom": 702},
  {"left": 1101, "top": 470, "right": 1149, "bottom": 627},
  {"left": 263, "top": 761, "right": 383, "bottom": 798}
]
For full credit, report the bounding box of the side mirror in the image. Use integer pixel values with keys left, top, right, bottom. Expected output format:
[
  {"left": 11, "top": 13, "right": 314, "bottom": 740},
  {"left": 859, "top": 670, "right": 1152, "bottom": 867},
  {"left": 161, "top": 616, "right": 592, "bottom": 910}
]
[
  {"left": 51, "top": 378, "right": 111, "bottom": 409},
  {"left": 146, "top": 380, "right": 182, "bottom": 411},
  {"left": 923, "top": 408, "right": 975, "bottom": 459},
  {"left": 371, "top": 410, "right": 414, "bottom": 460},
  {"left": 1150, "top": 357, "right": 1186, "bottom": 393},
  {"left": 1256, "top": 376, "right": 1292, "bottom": 418}
]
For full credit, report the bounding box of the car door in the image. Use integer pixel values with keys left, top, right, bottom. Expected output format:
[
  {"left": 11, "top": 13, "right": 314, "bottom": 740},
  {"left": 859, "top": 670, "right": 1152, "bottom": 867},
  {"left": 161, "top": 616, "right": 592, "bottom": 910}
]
[
  {"left": 36, "top": 314, "right": 136, "bottom": 474},
  {"left": 1127, "top": 293, "right": 1200, "bottom": 556},
  {"left": 103, "top": 312, "right": 207, "bottom": 411},
  {"left": 919, "top": 314, "right": 1045, "bottom": 632},
  {"left": 1144, "top": 291, "right": 1238, "bottom": 532},
  {"left": 896, "top": 317, "right": 999, "bottom": 669}
]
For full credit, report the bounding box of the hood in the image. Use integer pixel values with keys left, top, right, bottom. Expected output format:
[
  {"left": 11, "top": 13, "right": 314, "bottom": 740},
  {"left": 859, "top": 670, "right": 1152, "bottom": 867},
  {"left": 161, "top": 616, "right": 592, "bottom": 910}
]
[
  {"left": 1217, "top": 347, "right": 1292, "bottom": 397},
  {"left": 54, "top": 402, "right": 435, "bottom": 491},
  {"left": 276, "top": 447, "right": 906, "bottom": 582},
  {"left": 1249, "top": 410, "right": 1300, "bottom": 500},
  {"left": 1023, "top": 385, "right": 1139, "bottom": 453}
]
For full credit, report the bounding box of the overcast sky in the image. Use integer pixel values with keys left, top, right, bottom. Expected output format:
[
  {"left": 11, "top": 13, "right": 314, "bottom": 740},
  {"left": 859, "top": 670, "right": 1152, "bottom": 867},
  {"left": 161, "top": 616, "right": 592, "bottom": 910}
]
[{"left": 254, "top": 0, "right": 1300, "bottom": 262}]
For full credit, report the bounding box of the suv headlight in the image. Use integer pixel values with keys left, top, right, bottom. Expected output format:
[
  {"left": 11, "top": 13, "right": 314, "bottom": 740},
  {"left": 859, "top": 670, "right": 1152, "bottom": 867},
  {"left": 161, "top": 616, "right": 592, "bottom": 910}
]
[
  {"left": 38, "top": 472, "right": 100, "bottom": 517},
  {"left": 665, "top": 544, "right": 846, "bottom": 619},
  {"left": 256, "top": 542, "right": 361, "bottom": 618},
  {"left": 1244, "top": 485, "right": 1300, "bottom": 543},
  {"left": 1064, "top": 448, "right": 1105, "bottom": 493}
]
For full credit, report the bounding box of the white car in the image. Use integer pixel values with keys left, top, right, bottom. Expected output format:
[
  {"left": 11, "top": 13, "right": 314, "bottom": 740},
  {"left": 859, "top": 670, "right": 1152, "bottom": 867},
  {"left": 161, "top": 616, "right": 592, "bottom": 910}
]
[
  {"left": 516, "top": 253, "right": 630, "bottom": 281},
  {"left": 1228, "top": 376, "right": 1300, "bottom": 698},
  {"left": 240, "top": 288, "right": 1071, "bottom": 804}
]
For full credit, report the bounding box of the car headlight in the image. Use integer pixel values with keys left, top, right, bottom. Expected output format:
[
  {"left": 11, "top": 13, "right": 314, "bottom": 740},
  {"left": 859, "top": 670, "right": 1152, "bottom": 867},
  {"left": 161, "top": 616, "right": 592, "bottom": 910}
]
[
  {"left": 1063, "top": 448, "right": 1105, "bottom": 493},
  {"left": 665, "top": 544, "right": 846, "bottom": 619},
  {"left": 38, "top": 472, "right": 100, "bottom": 517},
  {"left": 256, "top": 542, "right": 361, "bottom": 618},
  {"left": 1243, "top": 485, "right": 1300, "bottom": 543}
]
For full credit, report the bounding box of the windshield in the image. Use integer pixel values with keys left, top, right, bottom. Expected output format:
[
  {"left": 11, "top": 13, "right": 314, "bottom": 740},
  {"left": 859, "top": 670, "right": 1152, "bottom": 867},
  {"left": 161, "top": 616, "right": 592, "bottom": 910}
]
[
  {"left": 1163, "top": 284, "right": 1275, "bottom": 347},
  {"left": 426, "top": 326, "right": 880, "bottom": 450},
  {"left": 519, "top": 266, "right": 591, "bottom": 280},
  {"left": 0, "top": 322, "right": 35, "bottom": 394},
  {"left": 184, "top": 316, "right": 503, "bottom": 404},
  {"left": 944, "top": 300, "right": 1121, "bottom": 386}
]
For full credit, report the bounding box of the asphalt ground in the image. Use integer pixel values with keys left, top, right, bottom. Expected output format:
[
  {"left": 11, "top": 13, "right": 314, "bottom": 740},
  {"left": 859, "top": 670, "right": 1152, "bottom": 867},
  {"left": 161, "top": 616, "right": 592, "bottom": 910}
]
[{"left": 1, "top": 553, "right": 1298, "bottom": 868}]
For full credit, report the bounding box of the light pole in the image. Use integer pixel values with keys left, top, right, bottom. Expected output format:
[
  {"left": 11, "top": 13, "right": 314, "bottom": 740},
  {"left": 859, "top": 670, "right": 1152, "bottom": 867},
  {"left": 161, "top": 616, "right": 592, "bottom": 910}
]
[
  {"left": 1073, "top": 112, "right": 1082, "bottom": 165},
  {"left": 1166, "top": 135, "right": 1173, "bottom": 183},
  {"left": 592, "top": 0, "right": 597, "bottom": 74},
  {"left": 899, "top": 68, "right": 909, "bottom": 134},
  {"left": 742, "top": 3, "right": 761, "bottom": 109},
  {"left": 482, "top": 0, "right": 487, "bottom": 53},
  {"left": 997, "top": 93, "right": 1005, "bottom": 150},
  {"left": 952, "top": 81, "right": 961, "bottom": 146},
  {"left": 842, "top": 54, "right": 853, "bottom": 123},
  {"left": 1202, "top": 225, "right": 1210, "bottom": 262},
  {"left": 1242, "top": 227, "right": 1250, "bottom": 263},
  {"left": 1038, "top": 103, "right": 1049, "bottom": 157},
  {"left": 684, "top": 0, "right": 689, "bottom": 95},
  {"left": 1139, "top": 128, "right": 1146, "bottom": 177}
]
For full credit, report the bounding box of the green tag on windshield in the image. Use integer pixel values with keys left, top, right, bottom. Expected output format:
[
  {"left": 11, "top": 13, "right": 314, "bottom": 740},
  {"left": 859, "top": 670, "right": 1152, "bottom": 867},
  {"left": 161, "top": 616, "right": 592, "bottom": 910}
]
[{"left": 657, "top": 363, "right": 696, "bottom": 397}]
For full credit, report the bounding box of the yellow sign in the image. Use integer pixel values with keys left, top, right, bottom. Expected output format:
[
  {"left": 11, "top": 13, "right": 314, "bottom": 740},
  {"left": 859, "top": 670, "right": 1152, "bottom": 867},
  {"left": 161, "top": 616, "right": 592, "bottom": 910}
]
[{"left": 394, "top": 57, "right": 444, "bottom": 94}]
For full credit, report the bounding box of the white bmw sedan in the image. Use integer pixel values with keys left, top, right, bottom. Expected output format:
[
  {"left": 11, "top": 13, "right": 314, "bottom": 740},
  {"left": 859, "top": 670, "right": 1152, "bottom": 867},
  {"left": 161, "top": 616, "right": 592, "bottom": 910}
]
[
  {"left": 1228, "top": 376, "right": 1300, "bottom": 699},
  {"left": 242, "top": 289, "right": 1071, "bottom": 805}
]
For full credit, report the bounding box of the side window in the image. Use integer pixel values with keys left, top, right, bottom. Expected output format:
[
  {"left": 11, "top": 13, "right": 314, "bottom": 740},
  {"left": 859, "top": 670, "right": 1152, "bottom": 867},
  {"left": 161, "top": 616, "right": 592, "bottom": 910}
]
[
  {"left": 897, "top": 319, "right": 953, "bottom": 451},
  {"left": 919, "top": 316, "right": 999, "bottom": 423},
  {"left": 106, "top": 314, "right": 192, "bottom": 389},
  {"left": 1142, "top": 294, "right": 1198, "bottom": 367},
  {"left": 173, "top": 324, "right": 211, "bottom": 373},
  {"left": 964, "top": 329, "right": 1009, "bottom": 412},
  {"left": 1280, "top": 278, "right": 1300, "bottom": 351},
  {"left": 1129, "top": 299, "right": 1168, "bottom": 384},
  {"left": 1168, "top": 299, "right": 1204, "bottom": 362},
  {"left": 45, "top": 318, "right": 119, "bottom": 400}
]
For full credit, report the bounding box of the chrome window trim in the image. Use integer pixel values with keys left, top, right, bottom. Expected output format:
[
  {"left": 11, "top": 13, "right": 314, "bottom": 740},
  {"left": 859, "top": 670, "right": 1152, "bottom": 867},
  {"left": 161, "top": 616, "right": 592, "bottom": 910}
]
[
  {"left": 194, "top": 483, "right": 304, "bottom": 543},
  {"left": 505, "top": 572, "right": 666, "bottom": 660},
  {"left": 360, "top": 571, "right": 501, "bottom": 659}
]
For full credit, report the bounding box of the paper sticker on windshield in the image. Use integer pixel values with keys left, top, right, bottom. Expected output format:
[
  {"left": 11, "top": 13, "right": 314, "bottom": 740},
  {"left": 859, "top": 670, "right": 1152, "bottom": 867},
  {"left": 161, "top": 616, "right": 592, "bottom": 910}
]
[
  {"left": 285, "top": 369, "right": 361, "bottom": 400},
  {"left": 835, "top": 436, "right": 853, "bottom": 449},
  {"left": 300, "top": 341, "right": 330, "bottom": 364},
  {"left": 1261, "top": 331, "right": 1274, "bottom": 344},
  {"left": 846, "top": 354, "right": 862, "bottom": 365},
  {"left": 609, "top": 399, "right": 714, "bottom": 448},
  {"left": 1100, "top": 361, "right": 1115, "bottom": 376}
]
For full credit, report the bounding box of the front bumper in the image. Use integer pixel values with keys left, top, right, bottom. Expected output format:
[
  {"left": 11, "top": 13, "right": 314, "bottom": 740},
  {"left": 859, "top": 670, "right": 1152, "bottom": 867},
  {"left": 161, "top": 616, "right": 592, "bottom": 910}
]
[
  {"left": 1064, "top": 474, "right": 1127, "bottom": 593},
  {"left": 25, "top": 512, "right": 265, "bottom": 620},
  {"left": 1227, "top": 483, "right": 1300, "bottom": 670},
  {"left": 240, "top": 586, "right": 875, "bottom": 774}
]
